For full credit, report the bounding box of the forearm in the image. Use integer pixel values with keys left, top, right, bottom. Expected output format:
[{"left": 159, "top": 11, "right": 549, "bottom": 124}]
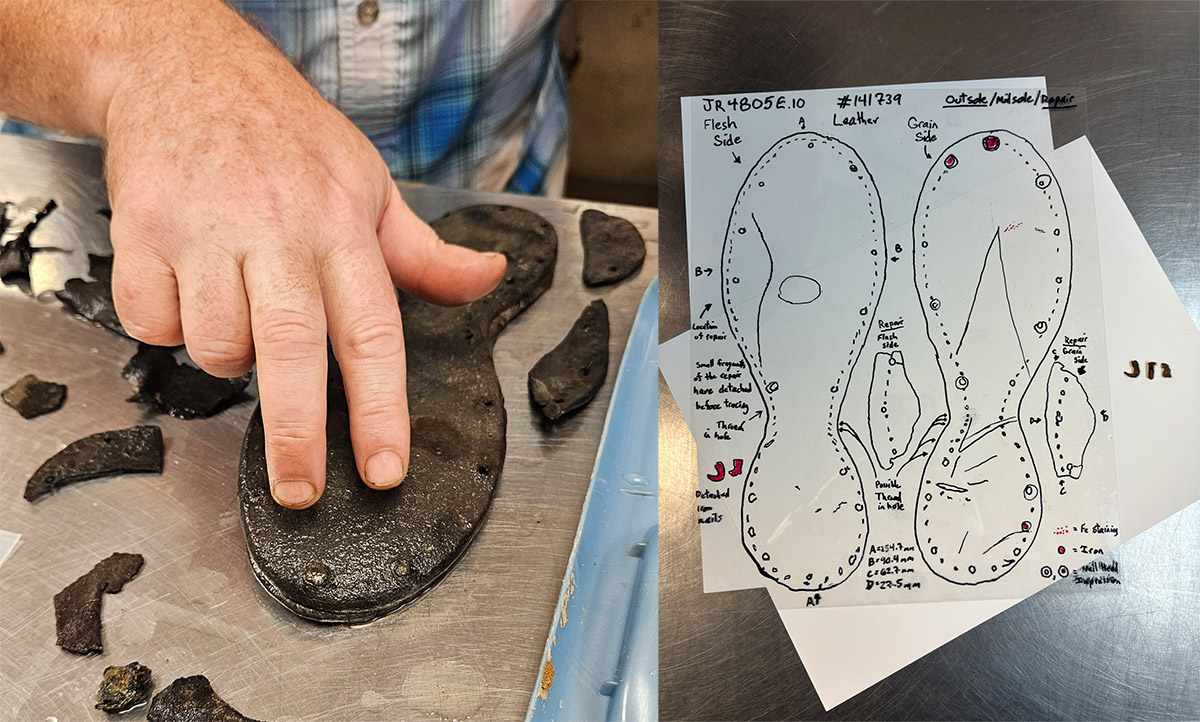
[{"left": 0, "top": 0, "right": 303, "bottom": 138}]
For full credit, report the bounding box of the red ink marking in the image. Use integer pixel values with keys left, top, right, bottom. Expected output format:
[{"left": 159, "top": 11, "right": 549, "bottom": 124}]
[
  {"left": 730, "top": 458, "right": 744, "bottom": 476},
  {"left": 982, "top": 135, "right": 1000, "bottom": 151},
  {"left": 1058, "top": 546, "right": 1066, "bottom": 554},
  {"left": 707, "top": 462, "right": 725, "bottom": 482}
]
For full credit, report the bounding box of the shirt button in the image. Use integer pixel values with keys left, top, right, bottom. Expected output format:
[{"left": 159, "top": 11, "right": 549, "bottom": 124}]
[{"left": 356, "top": 0, "right": 379, "bottom": 26}]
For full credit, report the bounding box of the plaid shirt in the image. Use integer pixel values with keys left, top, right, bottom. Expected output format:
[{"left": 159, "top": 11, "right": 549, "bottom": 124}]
[{"left": 3, "top": 0, "right": 569, "bottom": 195}]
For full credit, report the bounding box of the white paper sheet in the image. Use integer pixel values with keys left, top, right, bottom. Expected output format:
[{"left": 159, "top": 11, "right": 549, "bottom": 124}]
[
  {"left": 683, "top": 80, "right": 1120, "bottom": 607},
  {"left": 0, "top": 529, "right": 21, "bottom": 571},
  {"left": 661, "top": 137, "right": 1200, "bottom": 708},
  {"left": 682, "top": 79, "right": 1065, "bottom": 596}
]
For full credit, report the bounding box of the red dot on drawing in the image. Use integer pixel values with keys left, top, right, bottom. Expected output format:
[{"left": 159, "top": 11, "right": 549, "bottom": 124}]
[
  {"left": 850, "top": 164, "right": 858, "bottom": 172},
  {"left": 1022, "top": 521, "right": 1031, "bottom": 531},
  {"left": 983, "top": 135, "right": 1000, "bottom": 151},
  {"left": 944, "top": 154, "right": 958, "bottom": 169},
  {"left": 1058, "top": 546, "right": 1065, "bottom": 554}
]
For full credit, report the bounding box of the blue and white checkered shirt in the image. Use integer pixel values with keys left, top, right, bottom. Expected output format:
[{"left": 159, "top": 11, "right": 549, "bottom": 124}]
[{"left": 2, "top": 0, "right": 569, "bottom": 195}]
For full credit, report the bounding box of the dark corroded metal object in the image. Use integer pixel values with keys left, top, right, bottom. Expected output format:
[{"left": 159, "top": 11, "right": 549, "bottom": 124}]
[
  {"left": 96, "top": 661, "right": 154, "bottom": 713},
  {"left": 239, "top": 205, "right": 557, "bottom": 623},
  {"left": 24, "top": 425, "right": 164, "bottom": 501},
  {"left": 2, "top": 373, "right": 67, "bottom": 418},
  {"left": 53, "top": 552, "right": 144, "bottom": 654},
  {"left": 580, "top": 208, "right": 645, "bottom": 286},
  {"left": 147, "top": 676, "right": 264, "bottom": 722},
  {"left": 0, "top": 198, "right": 56, "bottom": 286},
  {"left": 0, "top": 230, "right": 33, "bottom": 279},
  {"left": 528, "top": 299, "right": 609, "bottom": 420},
  {"left": 123, "top": 344, "right": 251, "bottom": 419}
]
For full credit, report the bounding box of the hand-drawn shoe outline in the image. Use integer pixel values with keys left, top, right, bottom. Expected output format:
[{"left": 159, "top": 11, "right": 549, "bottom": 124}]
[
  {"left": 910, "top": 130, "right": 1072, "bottom": 585},
  {"left": 722, "top": 132, "right": 885, "bottom": 591}
]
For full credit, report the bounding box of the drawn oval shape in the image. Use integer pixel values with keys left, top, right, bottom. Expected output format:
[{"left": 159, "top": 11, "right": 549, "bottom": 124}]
[{"left": 777, "top": 275, "right": 821, "bottom": 305}]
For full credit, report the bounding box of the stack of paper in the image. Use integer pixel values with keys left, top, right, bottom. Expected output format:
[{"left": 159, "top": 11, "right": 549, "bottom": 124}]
[{"left": 661, "top": 77, "right": 1199, "bottom": 709}]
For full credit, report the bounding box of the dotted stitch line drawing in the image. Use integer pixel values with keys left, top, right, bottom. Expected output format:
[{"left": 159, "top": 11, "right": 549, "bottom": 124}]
[
  {"left": 722, "top": 132, "right": 884, "bottom": 591},
  {"left": 911, "top": 130, "right": 1074, "bottom": 585}
]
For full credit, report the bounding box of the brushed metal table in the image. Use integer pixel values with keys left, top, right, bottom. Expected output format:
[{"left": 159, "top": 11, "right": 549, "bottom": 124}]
[
  {"left": 0, "top": 134, "right": 657, "bottom": 721},
  {"left": 658, "top": 2, "right": 1199, "bottom": 720}
]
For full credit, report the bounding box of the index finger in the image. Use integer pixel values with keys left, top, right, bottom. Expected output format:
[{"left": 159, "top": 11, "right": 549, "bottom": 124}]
[
  {"left": 244, "top": 250, "right": 329, "bottom": 509},
  {"left": 320, "top": 241, "right": 410, "bottom": 491}
]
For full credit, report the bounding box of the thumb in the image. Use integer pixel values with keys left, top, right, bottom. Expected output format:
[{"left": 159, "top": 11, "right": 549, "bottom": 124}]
[{"left": 376, "top": 183, "right": 507, "bottom": 305}]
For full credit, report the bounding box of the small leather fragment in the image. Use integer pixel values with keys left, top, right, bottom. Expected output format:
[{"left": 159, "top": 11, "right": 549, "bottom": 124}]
[
  {"left": 147, "top": 675, "right": 265, "bottom": 722},
  {"left": 580, "top": 209, "right": 645, "bottom": 286},
  {"left": 529, "top": 299, "right": 609, "bottom": 420},
  {"left": 123, "top": 344, "right": 251, "bottom": 419},
  {"left": 56, "top": 276, "right": 127, "bottom": 336},
  {"left": 54, "top": 250, "right": 123, "bottom": 334},
  {"left": 2, "top": 373, "right": 67, "bottom": 418},
  {"left": 25, "top": 425, "right": 164, "bottom": 501},
  {"left": 54, "top": 553, "right": 144, "bottom": 654},
  {"left": 96, "top": 661, "right": 154, "bottom": 713}
]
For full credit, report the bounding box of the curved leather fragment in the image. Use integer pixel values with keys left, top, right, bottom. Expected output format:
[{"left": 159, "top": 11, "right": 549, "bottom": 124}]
[
  {"left": 528, "top": 299, "right": 609, "bottom": 420},
  {"left": 25, "top": 425, "right": 164, "bottom": 501}
]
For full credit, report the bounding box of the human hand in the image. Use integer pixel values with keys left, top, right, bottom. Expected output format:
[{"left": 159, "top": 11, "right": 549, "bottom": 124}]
[{"left": 100, "top": 18, "right": 505, "bottom": 509}]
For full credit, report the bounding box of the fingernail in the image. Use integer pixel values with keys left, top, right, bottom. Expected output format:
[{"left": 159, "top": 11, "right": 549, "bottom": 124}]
[
  {"left": 364, "top": 450, "right": 405, "bottom": 488},
  {"left": 484, "top": 252, "right": 506, "bottom": 261},
  {"left": 273, "top": 479, "right": 317, "bottom": 508}
]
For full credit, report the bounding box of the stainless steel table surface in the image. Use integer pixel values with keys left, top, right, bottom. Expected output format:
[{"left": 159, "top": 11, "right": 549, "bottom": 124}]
[
  {"left": 658, "top": 2, "right": 1199, "bottom": 720},
  {"left": 0, "top": 134, "right": 657, "bottom": 721}
]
